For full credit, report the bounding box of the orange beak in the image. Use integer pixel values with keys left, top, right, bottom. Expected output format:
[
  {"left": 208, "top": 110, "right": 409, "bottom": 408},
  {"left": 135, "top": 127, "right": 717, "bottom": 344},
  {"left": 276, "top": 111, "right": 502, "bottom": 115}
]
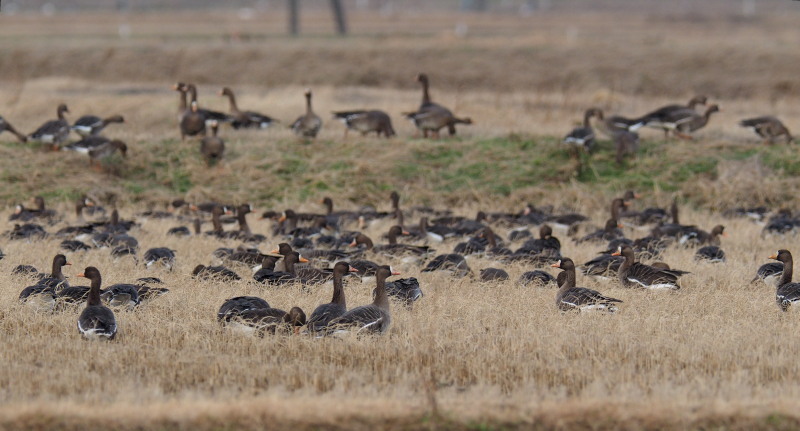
[
  {"left": 402, "top": 230, "right": 410, "bottom": 235},
  {"left": 298, "top": 256, "right": 309, "bottom": 263},
  {"left": 349, "top": 239, "right": 357, "bottom": 247},
  {"left": 611, "top": 251, "right": 621, "bottom": 256},
  {"left": 278, "top": 214, "right": 287, "bottom": 222},
  {"left": 270, "top": 248, "right": 279, "bottom": 254},
  {"left": 349, "top": 266, "right": 359, "bottom": 272},
  {"left": 391, "top": 270, "right": 401, "bottom": 275},
  {"left": 77, "top": 272, "right": 85, "bottom": 278},
  {"left": 722, "top": 232, "right": 728, "bottom": 237},
  {"left": 769, "top": 254, "right": 778, "bottom": 260},
  {"left": 65, "top": 262, "right": 72, "bottom": 266},
  {"left": 550, "top": 261, "right": 560, "bottom": 268},
  {"left": 617, "top": 224, "right": 624, "bottom": 228}
]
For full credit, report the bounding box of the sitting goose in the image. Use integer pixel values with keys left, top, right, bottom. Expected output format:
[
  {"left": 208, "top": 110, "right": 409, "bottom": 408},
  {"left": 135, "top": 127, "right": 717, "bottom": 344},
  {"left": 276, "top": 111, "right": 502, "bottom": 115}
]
[
  {"left": 405, "top": 73, "right": 471, "bottom": 138},
  {"left": 752, "top": 262, "right": 783, "bottom": 286},
  {"left": 76, "top": 267, "right": 118, "bottom": 340},
  {"left": 143, "top": 248, "right": 175, "bottom": 270},
  {"left": 231, "top": 306, "right": 306, "bottom": 336},
  {"left": 306, "top": 261, "right": 358, "bottom": 332},
  {"left": 217, "top": 296, "right": 271, "bottom": 322},
  {"left": 78, "top": 139, "right": 127, "bottom": 167},
  {"left": 740, "top": 116, "right": 793, "bottom": 144},
  {"left": 291, "top": 89, "right": 322, "bottom": 138},
  {"left": 576, "top": 218, "right": 624, "bottom": 244},
  {"left": 193, "top": 264, "right": 241, "bottom": 282},
  {"left": 612, "top": 245, "right": 684, "bottom": 290},
  {"left": 551, "top": 258, "right": 622, "bottom": 312},
  {"left": 641, "top": 95, "right": 707, "bottom": 138},
  {"left": 769, "top": 250, "right": 800, "bottom": 312},
  {"left": 28, "top": 103, "right": 70, "bottom": 149},
  {"left": 563, "top": 108, "right": 602, "bottom": 154},
  {"left": 71, "top": 114, "right": 124, "bottom": 137},
  {"left": 694, "top": 225, "right": 726, "bottom": 262},
  {"left": 518, "top": 270, "right": 556, "bottom": 287},
  {"left": 200, "top": 120, "right": 225, "bottom": 166},
  {"left": 332, "top": 110, "right": 395, "bottom": 138},
  {"left": 0, "top": 115, "right": 27, "bottom": 142},
  {"left": 219, "top": 87, "right": 277, "bottom": 129},
  {"left": 327, "top": 266, "right": 398, "bottom": 335}
]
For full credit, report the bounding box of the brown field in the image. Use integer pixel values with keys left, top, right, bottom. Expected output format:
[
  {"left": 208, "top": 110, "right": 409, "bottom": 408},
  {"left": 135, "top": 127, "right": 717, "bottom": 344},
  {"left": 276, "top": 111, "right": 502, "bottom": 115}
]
[{"left": 2, "top": 3, "right": 800, "bottom": 430}]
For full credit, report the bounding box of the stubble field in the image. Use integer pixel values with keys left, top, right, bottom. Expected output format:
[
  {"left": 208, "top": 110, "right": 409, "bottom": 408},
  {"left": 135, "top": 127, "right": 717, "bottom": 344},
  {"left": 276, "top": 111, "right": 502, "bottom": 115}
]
[{"left": 2, "top": 3, "right": 800, "bottom": 430}]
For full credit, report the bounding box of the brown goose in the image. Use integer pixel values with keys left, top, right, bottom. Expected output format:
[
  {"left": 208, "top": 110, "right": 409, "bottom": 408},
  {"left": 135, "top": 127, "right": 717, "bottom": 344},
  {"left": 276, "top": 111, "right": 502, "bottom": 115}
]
[
  {"left": 551, "top": 258, "right": 622, "bottom": 312},
  {"left": 332, "top": 110, "right": 395, "bottom": 138},
  {"left": 76, "top": 267, "right": 117, "bottom": 340},
  {"left": 231, "top": 306, "right": 307, "bottom": 336},
  {"left": 0, "top": 116, "right": 27, "bottom": 142},
  {"left": 641, "top": 95, "right": 707, "bottom": 138},
  {"left": 405, "top": 73, "right": 471, "bottom": 138},
  {"left": 740, "top": 116, "right": 793, "bottom": 144},
  {"left": 200, "top": 120, "right": 225, "bottom": 166},
  {"left": 71, "top": 114, "right": 124, "bottom": 137},
  {"left": 350, "top": 227, "right": 433, "bottom": 257},
  {"left": 653, "top": 105, "right": 720, "bottom": 140},
  {"left": 307, "top": 261, "right": 358, "bottom": 332},
  {"left": 769, "top": 250, "right": 800, "bottom": 312},
  {"left": 563, "top": 108, "right": 602, "bottom": 154},
  {"left": 180, "top": 100, "right": 207, "bottom": 140},
  {"left": 612, "top": 245, "right": 684, "bottom": 290},
  {"left": 219, "top": 87, "right": 277, "bottom": 129},
  {"left": 29, "top": 103, "right": 70, "bottom": 149},
  {"left": 87, "top": 140, "right": 127, "bottom": 167},
  {"left": 576, "top": 218, "right": 624, "bottom": 244},
  {"left": 182, "top": 83, "right": 231, "bottom": 125},
  {"left": 291, "top": 89, "right": 322, "bottom": 138},
  {"left": 328, "top": 266, "right": 398, "bottom": 334}
]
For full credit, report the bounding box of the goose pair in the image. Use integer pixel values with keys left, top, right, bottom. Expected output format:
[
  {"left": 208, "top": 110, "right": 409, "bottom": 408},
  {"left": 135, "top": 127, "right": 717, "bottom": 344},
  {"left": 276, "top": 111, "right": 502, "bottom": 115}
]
[{"left": 640, "top": 96, "right": 719, "bottom": 139}]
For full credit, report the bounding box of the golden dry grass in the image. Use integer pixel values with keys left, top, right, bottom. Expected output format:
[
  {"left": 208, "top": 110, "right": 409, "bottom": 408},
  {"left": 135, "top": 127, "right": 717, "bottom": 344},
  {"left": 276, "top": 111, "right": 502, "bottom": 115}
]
[{"left": 2, "top": 6, "right": 800, "bottom": 430}]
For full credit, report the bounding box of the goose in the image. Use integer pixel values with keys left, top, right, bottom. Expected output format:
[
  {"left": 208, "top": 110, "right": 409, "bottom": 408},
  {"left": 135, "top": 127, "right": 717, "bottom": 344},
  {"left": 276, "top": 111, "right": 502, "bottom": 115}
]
[
  {"left": 653, "top": 105, "right": 720, "bottom": 140},
  {"left": 101, "top": 283, "right": 140, "bottom": 309},
  {"left": 332, "top": 110, "right": 395, "bottom": 137},
  {"left": 180, "top": 100, "right": 207, "bottom": 140},
  {"left": 11, "top": 196, "right": 58, "bottom": 222},
  {"left": 252, "top": 255, "right": 296, "bottom": 285},
  {"left": 61, "top": 239, "right": 91, "bottom": 252},
  {"left": 143, "top": 247, "right": 176, "bottom": 270},
  {"left": 694, "top": 225, "right": 726, "bottom": 262},
  {"left": 28, "top": 103, "right": 70, "bottom": 149},
  {"left": 76, "top": 267, "right": 117, "bottom": 340},
  {"left": 306, "top": 261, "right": 358, "bottom": 332},
  {"left": 327, "top": 266, "right": 398, "bottom": 335},
  {"left": 291, "top": 89, "right": 322, "bottom": 138},
  {"left": 87, "top": 140, "right": 127, "bottom": 167},
  {"left": 230, "top": 306, "right": 306, "bottom": 336},
  {"left": 193, "top": 264, "right": 241, "bottom": 281},
  {"left": 35, "top": 253, "right": 72, "bottom": 290},
  {"left": 350, "top": 227, "right": 433, "bottom": 257},
  {"left": 563, "top": 108, "right": 601, "bottom": 154},
  {"left": 740, "top": 116, "right": 793, "bottom": 144},
  {"left": 551, "top": 258, "right": 622, "bottom": 312},
  {"left": 200, "top": 120, "right": 225, "bottom": 166},
  {"left": 612, "top": 245, "right": 684, "bottom": 290},
  {"left": 380, "top": 277, "right": 423, "bottom": 307},
  {"left": 518, "top": 270, "right": 556, "bottom": 287},
  {"left": 0, "top": 115, "right": 27, "bottom": 142},
  {"left": 480, "top": 268, "right": 509, "bottom": 282},
  {"left": 576, "top": 218, "right": 624, "bottom": 244},
  {"left": 219, "top": 87, "right": 277, "bottom": 129},
  {"left": 217, "top": 296, "right": 271, "bottom": 322},
  {"left": 405, "top": 73, "right": 471, "bottom": 138},
  {"left": 752, "top": 262, "right": 783, "bottom": 285},
  {"left": 580, "top": 252, "right": 624, "bottom": 278},
  {"left": 182, "top": 83, "right": 231, "bottom": 125},
  {"left": 422, "top": 253, "right": 472, "bottom": 277},
  {"left": 769, "top": 250, "right": 800, "bottom": 311},
  {"left": 640, "top": 95, "right": 707, "bottom": 138},
  {"left": 71, "top": 114, "right": 124, "bottom": 137}
]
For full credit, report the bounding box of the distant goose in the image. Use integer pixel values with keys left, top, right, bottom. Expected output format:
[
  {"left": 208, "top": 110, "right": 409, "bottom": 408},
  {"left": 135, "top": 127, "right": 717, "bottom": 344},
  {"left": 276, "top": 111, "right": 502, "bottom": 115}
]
[
  {"left": 71, "top": 114, "right": 124, "bottom": 137},
  {"left": 217, "top": 296, "right": 271, "bottom": 322},
  {"left": 640, "top": 95, "right": 707, "bottom": 138},
  {"left": 332, "top": 110, "right": 395, "bottom": 137},
  {"left": 405, "top": 73, "right": 472, "bottom": 138},
  {"left": 200, "top": 120, "right": 225, "bottom": 166},
  {"left": 740, "top": 116, "right": 793, "bottom": 144},
  {"left": 230, "top": 306, "right": 306, "bottom": 336},
  {"left": 564, "top": 108, "right": 602, "bottom": 154},
  {"left": 219, "top": 87, "right": 277, "bottom": 129},
  {"left": 480, "top": 268, "right": 509, "bottom": 282},
  {"left": 612, "top": 245, "right": 684, "bottom": 290},
  {"left": 518, "top": 270, "right": 556, "bottom": 287},
  {"left": 551, "top": 258, "right": 622, "bottom": 312},
  {"left": 143, "top": 247, "right": 176, "bottom": 270},
  {"left": 101, "top": 283, "right": 140, "bottom": 309},
  {"left": 769, "top": 250, "right": 800, "bottom": 312},
  {"left": 192, "top": 264, "right": 241, "bottom": 282},
  {"left": 76, "top": 267, "right": 117, "bottom": 340},
  {"left": 291, "top": 89, "right": 322, "bottom": 138},
  {"left": 29, "top": 103, "right": 70, "bottom": 149}
]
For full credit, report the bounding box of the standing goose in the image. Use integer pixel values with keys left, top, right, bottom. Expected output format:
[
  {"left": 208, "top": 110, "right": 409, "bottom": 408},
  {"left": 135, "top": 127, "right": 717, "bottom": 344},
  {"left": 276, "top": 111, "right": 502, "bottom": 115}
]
[
  {"left": 307, "top": 261, "right": 358, "bottom": 332},
  {"left": 29, "top": 103, "right": 70, "bottom": 149},
  {"left": 405, "top": 73, "right": 471, "bottom": 138},
  {"left": 0, "top": 116, "right": 27, "bottom": 142},
  {"left": 332, "top": 110, "right": 395, "bottom": 137},
  {"left": 76, "top": 267, "right": 117, "bottom": 340},
  {"left": 563, "top": 108, "right": 602, "bottom": 154},
  {"left": 182, "top": 83, "right": 231, "bottom": 125},
  {"left": 740, "top": 116, "right": 793, "bottom": 144},
  {"left": 612, "top": 245, "right": 684, "bottom": 290},
  {"left": 328, "top": 266, "right": 398, "bottom": 334},
  {"left": 654, "top": 105, "right": 720, "bottom": 140},
  {"left": 291, "top": 89, "right": 322, "bottom": 138},
  {"left": 641, "top": 95, "right": 707, "bottom": 138},
  {"left": 71, "top": 114, "right": 124, "bottom": 137},
  {"left": 769, "top": 250, "right": 800, "bottom": 312},
  {"left": 551, "top": 258, "right": 622, "bottom": 312},
  {"left": 180, "top": 100, "right": 207, "bottom": 140},
  {"left": 219, "top": 87, "right": 277, "bottom": 129},
  {"left": 200, "top": 120, "right": 225, "bottom": 166}
]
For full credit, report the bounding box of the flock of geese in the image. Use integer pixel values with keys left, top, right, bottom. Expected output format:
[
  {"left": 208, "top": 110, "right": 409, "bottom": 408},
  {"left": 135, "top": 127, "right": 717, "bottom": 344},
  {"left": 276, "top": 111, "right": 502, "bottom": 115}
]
[
  {"left": 5, "top": 189, "right": 799, "bottom": 341},
  {"left": 563, "top": 95, "right": 793, "bottom": 165}
]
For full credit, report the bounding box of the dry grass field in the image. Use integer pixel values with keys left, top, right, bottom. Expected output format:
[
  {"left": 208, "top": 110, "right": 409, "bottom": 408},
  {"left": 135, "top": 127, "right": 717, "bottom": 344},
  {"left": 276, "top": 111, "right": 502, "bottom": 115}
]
[{"left": 2, "top": 3, "right": 800, "bottom": 430}]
